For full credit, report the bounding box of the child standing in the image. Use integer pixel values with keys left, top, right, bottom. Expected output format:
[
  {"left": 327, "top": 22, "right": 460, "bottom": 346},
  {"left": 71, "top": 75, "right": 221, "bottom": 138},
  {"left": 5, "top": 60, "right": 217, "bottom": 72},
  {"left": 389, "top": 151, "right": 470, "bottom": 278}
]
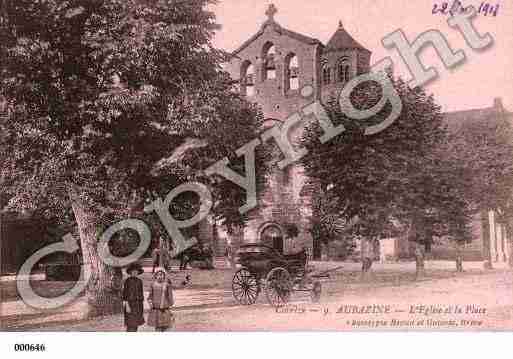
[
  {"left": 122, "top": 262, "right": 145, "bottom": 332},
  {"left": 147, "top": 268, "right": 174, "bottom": 332}
]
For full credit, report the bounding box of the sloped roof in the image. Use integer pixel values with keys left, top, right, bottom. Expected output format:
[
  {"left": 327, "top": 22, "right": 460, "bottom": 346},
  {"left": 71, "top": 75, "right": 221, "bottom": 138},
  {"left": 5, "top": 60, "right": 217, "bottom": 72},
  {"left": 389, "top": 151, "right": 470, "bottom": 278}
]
[
  {"left": 232, "top": 20, "right": 322, "bottom": 56},
  {"left": 325, "top": 22, "right": 370, "bottom": 53},
  {"left": 442, "top": 99, "right": 513, "bottom": 133},
  {"left": 443, "top": 107, "right": 499, "bottom": 132}
]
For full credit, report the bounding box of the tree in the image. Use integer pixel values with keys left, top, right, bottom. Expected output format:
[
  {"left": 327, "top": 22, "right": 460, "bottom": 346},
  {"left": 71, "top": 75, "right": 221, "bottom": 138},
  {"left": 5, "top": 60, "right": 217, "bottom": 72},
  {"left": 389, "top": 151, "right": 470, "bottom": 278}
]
[
  {"left": 301, "top": 76, "right": 475, "bottom": 273},
  {"left": 1, "top": 0, "right": 266, "bottom": 316},
  {"left": 309, "top": 189, "right": 355, "bottom": 260},
  {"left": 397, "top": 130, "right": 477, "bottom": 274},
  {"left": 447, "top": 113, "right": 513, "bottom": 267}
]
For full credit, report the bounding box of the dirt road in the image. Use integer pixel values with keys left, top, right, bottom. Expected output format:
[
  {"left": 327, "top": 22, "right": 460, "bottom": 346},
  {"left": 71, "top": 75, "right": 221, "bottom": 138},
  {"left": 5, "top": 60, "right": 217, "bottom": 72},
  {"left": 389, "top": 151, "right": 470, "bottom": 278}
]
[{"left": 3, "top": 264, "right": 512, "bottom": 331}]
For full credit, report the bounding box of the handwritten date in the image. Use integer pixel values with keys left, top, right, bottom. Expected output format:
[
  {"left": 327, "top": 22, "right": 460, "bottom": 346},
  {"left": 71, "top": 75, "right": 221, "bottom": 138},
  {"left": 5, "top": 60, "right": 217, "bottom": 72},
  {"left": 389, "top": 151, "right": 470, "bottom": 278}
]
[{"left": 432, "top": 1, "right": 500, "bottom": 16}]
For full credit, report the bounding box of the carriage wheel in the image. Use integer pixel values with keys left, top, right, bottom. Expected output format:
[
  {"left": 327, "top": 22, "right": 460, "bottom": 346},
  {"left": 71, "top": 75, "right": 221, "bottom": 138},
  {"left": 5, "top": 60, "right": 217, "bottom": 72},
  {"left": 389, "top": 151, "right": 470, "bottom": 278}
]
[
  {"left": 232, "top": 268, "right": 259, "bottom": 305},
  {"left": 265, "top": 267, "right": 292, "bottom": 307},
  {"left": 310, "top": 281, "right": 322, "bottom": 303}
]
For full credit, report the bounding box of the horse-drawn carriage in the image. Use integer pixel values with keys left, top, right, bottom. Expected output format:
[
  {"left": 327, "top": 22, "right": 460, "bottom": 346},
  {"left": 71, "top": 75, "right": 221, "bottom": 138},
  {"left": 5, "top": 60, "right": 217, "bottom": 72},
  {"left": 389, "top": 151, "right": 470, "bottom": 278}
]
[
  {"left": 174, "top": 243, "right": 214, "bottom": 270},
  {"left": 231, "top": 244, "right": 322, "bottom": 307}
]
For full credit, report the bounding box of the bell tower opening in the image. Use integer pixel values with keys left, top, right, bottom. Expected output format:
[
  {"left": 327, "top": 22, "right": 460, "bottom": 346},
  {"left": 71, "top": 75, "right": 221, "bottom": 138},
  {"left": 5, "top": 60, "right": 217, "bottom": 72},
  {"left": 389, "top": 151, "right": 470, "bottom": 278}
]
[{"left": 262, "top": 42, "right": 277, "bottom": 80}]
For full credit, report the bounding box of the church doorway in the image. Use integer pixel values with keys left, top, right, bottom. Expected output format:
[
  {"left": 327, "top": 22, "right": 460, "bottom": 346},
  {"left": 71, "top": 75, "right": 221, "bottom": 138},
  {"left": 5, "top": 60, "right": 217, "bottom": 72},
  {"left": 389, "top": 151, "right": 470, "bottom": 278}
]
[{"left": 260, "top": 224, "right": 284, "bottom": 254}]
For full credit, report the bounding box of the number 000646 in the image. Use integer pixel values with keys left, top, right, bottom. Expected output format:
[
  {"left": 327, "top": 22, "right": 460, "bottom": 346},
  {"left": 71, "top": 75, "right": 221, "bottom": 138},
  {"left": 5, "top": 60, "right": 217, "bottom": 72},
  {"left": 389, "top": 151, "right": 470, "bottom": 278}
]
[{"left": 14, "top": 344, "right": 46, "bottom": 352}]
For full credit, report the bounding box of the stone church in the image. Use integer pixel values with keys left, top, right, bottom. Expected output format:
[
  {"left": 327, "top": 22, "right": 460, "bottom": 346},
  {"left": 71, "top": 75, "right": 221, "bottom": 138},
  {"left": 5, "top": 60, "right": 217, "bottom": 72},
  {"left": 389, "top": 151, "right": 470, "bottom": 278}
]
[
  {"left": 217, "top": 4, "right": 372, "bottom": 258},
  {"left": 203, "top": 4, "right": 512, "bottom": 265}
]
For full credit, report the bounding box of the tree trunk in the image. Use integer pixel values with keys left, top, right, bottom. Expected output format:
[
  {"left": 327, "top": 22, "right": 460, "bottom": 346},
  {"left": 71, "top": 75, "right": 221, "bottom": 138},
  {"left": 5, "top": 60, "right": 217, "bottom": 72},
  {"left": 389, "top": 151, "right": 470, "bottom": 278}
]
[
  {"left": 212, "top": 220, "right": 219, "bottom": 255},
  {"left": 321, "top": 242, "right": 328, "bottom": 261},
  {"left": 158, "top": 239, "right": 166, "bottom": 268},
  {"left": 506, "top": 224, "right": 513, "bottom": 268},
  {"left": 455, "top": 242, "right": 464, "bottom": 273},
  {"left": 361, "top": 237, "right": 374, "bottom": 273},
  {"left": 415, "top": 243, "right": 425, "bottom": 279},
  {"left": 72, "top": 199, "right": 123, "bottom": 318},
  {"left": 481, "top": 211, "right": 493, "bottom": 269}
]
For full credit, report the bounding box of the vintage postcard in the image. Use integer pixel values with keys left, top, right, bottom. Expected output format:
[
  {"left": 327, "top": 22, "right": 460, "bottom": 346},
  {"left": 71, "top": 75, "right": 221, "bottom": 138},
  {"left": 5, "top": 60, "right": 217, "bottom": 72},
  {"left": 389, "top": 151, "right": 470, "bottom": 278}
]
[{"left": 1, "top": 0, "right": 513, "bottom": 350}]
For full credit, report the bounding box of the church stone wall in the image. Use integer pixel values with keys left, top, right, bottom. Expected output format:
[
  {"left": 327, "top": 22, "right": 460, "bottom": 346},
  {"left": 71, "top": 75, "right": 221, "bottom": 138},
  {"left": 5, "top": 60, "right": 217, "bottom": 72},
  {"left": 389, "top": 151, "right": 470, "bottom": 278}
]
[
  {"left": 225, "top": 27, "right": 320, "bottom": 122},
  {"left": 224, "top": 21, "right": 322, "bottom": 254}
]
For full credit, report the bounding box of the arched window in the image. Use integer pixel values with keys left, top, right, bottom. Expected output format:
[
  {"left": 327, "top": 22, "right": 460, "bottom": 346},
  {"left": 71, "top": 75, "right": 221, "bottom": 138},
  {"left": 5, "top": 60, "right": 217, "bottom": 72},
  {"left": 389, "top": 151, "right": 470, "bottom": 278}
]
[
  {"left": 262, "top": 42, "right": 276, "bottom": 80},
  {"left": 285, "top": 53, "right": 299, "bottom": 91},
  {"left": 241, "top": 61, "right": 255, "bottom": 96},
  {"left": 337, "top": 57, "right": 351, "bottom": 83},
  {"left": 322, "top": 66, "right": 331, "bottom": 85}
]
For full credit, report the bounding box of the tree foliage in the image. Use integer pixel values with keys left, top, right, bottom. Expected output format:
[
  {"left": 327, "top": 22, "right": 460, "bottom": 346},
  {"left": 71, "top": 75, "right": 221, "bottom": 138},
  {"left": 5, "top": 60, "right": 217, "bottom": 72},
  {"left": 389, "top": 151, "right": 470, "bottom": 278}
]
[
  {"left": 0, "top": 0, "right": 266, "bottom": 231},
  {"left": 0, "top": 0, "right": 269, "bottom": 315},
  {"left": 309, "top": 190, "right": 356, "bottom": 257},
  {"left": 446, "top": 111, "right": 513, "bottom": 242},
  {"left": 301, "top": 76, "right": 477, "bottom": 245}
]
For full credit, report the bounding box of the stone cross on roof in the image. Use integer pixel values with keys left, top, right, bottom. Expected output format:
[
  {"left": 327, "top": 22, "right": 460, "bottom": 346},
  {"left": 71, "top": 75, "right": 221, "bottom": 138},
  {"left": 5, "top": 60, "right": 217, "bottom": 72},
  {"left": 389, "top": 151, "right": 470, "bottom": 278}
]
[
  {"left": 338, "top": 20, "right": 344, "bottom": 29},
  {"left": 265, "top": 4, "right": 278, "bottom": 21}
]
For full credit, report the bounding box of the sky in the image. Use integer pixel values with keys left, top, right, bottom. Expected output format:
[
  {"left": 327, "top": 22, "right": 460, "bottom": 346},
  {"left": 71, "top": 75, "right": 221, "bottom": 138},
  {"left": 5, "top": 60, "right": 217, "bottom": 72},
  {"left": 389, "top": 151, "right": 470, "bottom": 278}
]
[{"left": 209, "top": 0, "right": 513, "bottom": 112}]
